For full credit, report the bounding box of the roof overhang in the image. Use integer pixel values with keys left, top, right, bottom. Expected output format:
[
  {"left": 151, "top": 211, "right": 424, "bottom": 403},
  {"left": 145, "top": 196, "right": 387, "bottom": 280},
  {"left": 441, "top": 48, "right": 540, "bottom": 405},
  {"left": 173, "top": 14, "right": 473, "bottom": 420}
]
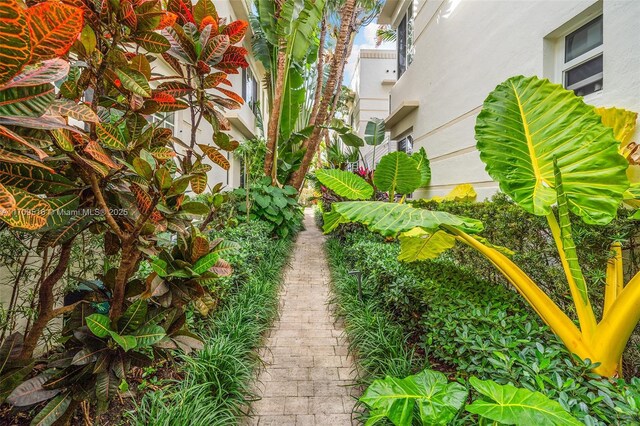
[
  {"left": 385, "top": 100, "right": 419, "bottom": 127},
  {"left": 378, "top": 0, "right": 400, "bottom": 25}
]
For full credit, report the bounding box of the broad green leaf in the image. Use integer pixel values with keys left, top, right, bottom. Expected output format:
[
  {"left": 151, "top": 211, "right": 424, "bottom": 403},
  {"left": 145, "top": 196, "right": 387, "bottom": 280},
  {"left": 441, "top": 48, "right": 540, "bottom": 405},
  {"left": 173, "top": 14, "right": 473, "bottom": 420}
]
[
  {"left": 411, "top": 147, "right": 431, "bottom": 188},
  {"left": 338, "top": 130, "right": 364, "bottom": 148},
  {"left": 85, "top": 314, "right": 112, "bottom": 338},
  {"left": 475, "top": 75, "right": 628, "bottom": 225},
  {"left": 132, "top": 325, "right": 165, "bottom": 348},
  {"left": 315, "top": 169, "right": 373, "bottom": 200},
  {"left": 193, "top": 252, "right": 219, "bottom": 274},
  {"left": 360, "top": 369, "right": 467, "bottom": 426},
  {"left": 109, "top": 331, "right": 136, "bottom": 352},
  {"left": 553, "top": 161, "right": 588, "bottom": 303},
  {"left": 151, "top": 258, "right": 168, "bottom": 277},
  {"left": 398, "top": 228, "right": 457, "bottom": 262},
  {"left": 31, "top": 392, "right": 71, "bottom": 426},
  {"left": 42, "top": 194, "right": 79, "bottom": 230},
  {"left": 364, "top": 118, "right": 386, "bottom": 146},
  {"left": 467, "top": 377, "right": 582, "bottom": 426},
  {"left": 373, "top": 152, "right": 421, "bottom": 196},
  {"left": 118, "top": 300, "right": 147, "bottom": 333},
  {"left": 280, "top": 65, "right": 305, "bottom": 142},
  {"left": 324, "top": 201, "right": 483, "bottom": 236}
]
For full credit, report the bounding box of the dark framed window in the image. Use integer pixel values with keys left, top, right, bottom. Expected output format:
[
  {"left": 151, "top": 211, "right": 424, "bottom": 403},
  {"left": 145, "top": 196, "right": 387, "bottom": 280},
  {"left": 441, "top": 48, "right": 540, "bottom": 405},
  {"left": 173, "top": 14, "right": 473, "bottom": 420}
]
[
  {"left": 242, "top": 67, "right": 259, "bottom": 115},
  {"left": 397, "top": 135, "right": 413, "bottom": 154},
  {"left": 563, "top": 16, "right": 603, "bottom": 96}
]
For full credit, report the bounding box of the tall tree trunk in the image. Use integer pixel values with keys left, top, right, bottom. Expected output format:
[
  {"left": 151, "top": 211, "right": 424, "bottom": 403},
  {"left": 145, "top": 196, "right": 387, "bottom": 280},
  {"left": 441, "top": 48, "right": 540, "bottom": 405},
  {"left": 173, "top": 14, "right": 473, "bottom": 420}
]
[
  {"left": 20, "top": 241, "right": 73, "bottom": 360},
  {"left": 308, "top": 15, "right": 327, "bottom": 126},
  {"left": 264, "top": 39, "right": 288, "bottom": 183},
  {"left": 288, "top": 0, "right": 358, "bottom": 190}
]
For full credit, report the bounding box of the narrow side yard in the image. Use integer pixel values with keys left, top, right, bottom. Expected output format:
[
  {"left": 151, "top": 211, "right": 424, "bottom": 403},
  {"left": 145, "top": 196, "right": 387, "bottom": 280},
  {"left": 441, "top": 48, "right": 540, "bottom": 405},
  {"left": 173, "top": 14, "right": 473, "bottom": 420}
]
[{"left": 247, "top": 209, "right": 358, "bottom": 426}]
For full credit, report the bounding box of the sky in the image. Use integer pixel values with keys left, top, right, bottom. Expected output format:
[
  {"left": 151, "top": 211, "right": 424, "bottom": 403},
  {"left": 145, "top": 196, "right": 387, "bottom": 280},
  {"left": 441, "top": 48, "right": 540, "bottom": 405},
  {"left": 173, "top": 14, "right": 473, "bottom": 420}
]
[{"left": 344, "top": 22, "right": 395, "bottom": 89}]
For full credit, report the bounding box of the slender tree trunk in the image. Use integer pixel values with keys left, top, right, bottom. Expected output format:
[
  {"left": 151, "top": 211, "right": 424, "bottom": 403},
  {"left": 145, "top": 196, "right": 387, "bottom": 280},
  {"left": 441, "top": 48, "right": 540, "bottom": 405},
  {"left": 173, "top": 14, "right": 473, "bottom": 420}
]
[
  {"left": 109, "top": 244, "right": 140, "bottom": 321},
  {"left": 20, "top": 241, "right": 73, "bottom": 360},
  {"left": 288, "top": 0, "right": 358, "bottom": 190},
  {"left": 308, "top": 15, "right": 327, "bottom": 126},
  {"left": 264, "top": 39, "right": 288, "bottom": 182}
]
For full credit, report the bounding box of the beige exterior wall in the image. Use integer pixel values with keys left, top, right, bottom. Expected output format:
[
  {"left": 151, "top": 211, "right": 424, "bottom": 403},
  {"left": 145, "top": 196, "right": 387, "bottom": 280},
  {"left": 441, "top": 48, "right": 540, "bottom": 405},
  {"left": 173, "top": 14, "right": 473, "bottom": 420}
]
[
  {"left": 351, "top": 49, "right": 397, "bottom": 168},
  {"left": 380, "top": 0, "right": 640, "bottom": 199}
]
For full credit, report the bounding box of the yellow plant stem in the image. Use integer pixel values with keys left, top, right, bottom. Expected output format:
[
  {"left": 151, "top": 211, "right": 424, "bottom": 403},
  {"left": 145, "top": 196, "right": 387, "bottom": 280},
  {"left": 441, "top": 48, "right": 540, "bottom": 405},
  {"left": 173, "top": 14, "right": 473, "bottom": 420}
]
[
  {"left": 545, "top": 213, "right": 597, "bottom": 339},
  {"left": 445, "top": 226, "right": 591, "bottom": 360},
  {"left": 603, "top": 242, "right": 623, "bottom": 316},
  {"left": 594, "top": 270, "right": 640, "bottom": 376}
]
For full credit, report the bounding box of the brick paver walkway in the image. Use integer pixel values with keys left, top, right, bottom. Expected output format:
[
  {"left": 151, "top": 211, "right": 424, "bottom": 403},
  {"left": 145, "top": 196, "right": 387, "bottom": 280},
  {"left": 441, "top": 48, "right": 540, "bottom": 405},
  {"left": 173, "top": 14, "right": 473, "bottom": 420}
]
[{"left": 246, "top": 208, "right": 358, "bottom": 426}]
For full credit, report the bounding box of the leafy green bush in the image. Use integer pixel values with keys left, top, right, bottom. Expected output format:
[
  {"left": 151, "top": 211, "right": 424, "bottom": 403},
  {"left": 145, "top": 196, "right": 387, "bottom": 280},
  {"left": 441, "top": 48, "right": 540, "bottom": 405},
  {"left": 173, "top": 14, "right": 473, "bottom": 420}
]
[
  {"left": 327, "top": 228, "right": 640, "bottom": 425},
  {"left": 233, "top": 177, "right": 303, "bottom": 238},
  {"left": 129, "top": 220, "right": 295, "bottom": 425}
]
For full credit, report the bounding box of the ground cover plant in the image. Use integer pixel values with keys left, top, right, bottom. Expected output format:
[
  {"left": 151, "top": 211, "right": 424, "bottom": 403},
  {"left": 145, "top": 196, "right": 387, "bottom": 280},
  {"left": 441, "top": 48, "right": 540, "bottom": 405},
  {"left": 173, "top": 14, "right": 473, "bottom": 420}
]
[
  {"left": 129, "top": 219, "right": 297, "bottom": 425},
  {"left": 325, "top": 227, "right": 640, "bottom": 425},
  {"left": 319, "top": 75, "right": 640, "bottom": 378}
]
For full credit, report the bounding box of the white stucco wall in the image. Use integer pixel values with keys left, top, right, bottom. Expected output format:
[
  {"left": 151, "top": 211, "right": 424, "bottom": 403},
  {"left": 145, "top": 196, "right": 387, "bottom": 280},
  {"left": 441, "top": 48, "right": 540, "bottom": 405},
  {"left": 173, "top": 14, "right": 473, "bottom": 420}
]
[
  {"left": 385, "top": 0, "right": 640, "bottom": 199},
  {"left": 352, "top": 49, "right": 397, "bottom": 167}
]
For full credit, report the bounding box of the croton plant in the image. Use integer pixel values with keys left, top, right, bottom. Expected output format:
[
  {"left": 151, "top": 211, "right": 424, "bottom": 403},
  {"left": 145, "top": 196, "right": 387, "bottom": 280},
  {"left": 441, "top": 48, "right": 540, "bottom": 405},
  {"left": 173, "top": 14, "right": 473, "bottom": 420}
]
[{"left": 0, "top": 0, "right": 248, "bottom": 421}]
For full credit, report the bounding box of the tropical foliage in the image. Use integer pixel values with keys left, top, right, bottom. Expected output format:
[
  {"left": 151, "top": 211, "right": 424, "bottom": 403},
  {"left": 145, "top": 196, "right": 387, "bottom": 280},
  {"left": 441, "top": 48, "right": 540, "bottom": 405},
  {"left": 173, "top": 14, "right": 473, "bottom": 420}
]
[
  {"left": 320, "top": 75, "right": 640, "bottom": 377},
  {"left": 0, "top": 0, "right": 249, "bottom": 421},
  {"left": 360, "top": 369, "right": 581, "bottom": 426}
]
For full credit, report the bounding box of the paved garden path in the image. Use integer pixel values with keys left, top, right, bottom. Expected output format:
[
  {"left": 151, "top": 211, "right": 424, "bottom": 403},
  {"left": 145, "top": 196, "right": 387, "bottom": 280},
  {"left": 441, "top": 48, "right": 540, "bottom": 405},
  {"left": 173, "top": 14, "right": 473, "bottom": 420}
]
[{"left": 247, "top": 208, "right": 358, "bottom": 426}]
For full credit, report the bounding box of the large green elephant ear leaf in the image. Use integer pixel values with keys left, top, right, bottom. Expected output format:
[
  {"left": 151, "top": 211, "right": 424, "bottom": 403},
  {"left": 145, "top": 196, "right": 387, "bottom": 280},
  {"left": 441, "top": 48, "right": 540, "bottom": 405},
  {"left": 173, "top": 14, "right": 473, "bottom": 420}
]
[
  {"left": 315, "top": 169, "right": 373, "bottom": 200},
  {"left": 364, "top": 118, "right": 386, "bottom": 146},
  {"left": 466, "top": 377, "right": 582, "bottom": 426},
  {"left": 360, "top": 369, "right": 467, "bottom": 426},
  {"left": 323, "top": 201, "right": 483, "bottom": 236},
  {"left": 475, "top": 75, "right": 629, "bottom": 225},
  {"left": 373, "top": 151, "right": 421, "bottom": 196},
  {"left": 411, "top": 147, "right": 431, "bottom": 188},
  {"left": 398, "top": 228, "right": 456, "bottom": 262}
]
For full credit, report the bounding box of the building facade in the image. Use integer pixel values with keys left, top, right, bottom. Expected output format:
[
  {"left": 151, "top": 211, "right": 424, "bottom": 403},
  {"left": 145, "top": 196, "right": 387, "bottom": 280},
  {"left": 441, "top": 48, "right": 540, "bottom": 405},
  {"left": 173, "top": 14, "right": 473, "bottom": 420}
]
[
  {"left": 378, "top": 0, "right": 640, "bottom": 199},
  {"left": 350, "top": 49, "right": 396, "bottom": 168}
]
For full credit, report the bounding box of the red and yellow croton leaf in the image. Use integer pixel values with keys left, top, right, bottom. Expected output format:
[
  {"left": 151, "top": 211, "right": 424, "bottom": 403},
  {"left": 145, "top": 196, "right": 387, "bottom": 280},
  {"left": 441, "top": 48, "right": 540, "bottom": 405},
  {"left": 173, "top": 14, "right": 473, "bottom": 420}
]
[
  {"left": 200, "top": 34, "right": 229, "bottom": 63},
  {"left": 0, "top": 185, "right": 51, "bottom": 230},
  {"left": 26, "top": 1, "right": 84, "bottom": 62},
  {"left": 198, "top": 144, "right": 230, "bottom": 170},
  {"left": 156, "top": 11, "right": 177, "bottom": 30},
  {"left": 0, "top": 183, "right": 17, "bottom": 217},
  {"left": 84, "top": 140, "right": 118, "bottom": 168},
  {"left": 96, "top": 122, "right": 127, "bottom": 150},
  {"left": 190, "top": 173, "right": 207, "bottom": 194},
  {"left": 0, "top": 0, "right": 31, "bottom": 86},
  {"left": 199, "top": 15, "right": 217, "bottom": 33},
  {"left": 215, "top": 52, "right": 249, "bottom": 73},
  {"left": 155, "top": 81, "right": 193, "bottom": 98},
  {"left": 0, "top": 124, "right": 48, "bottom": 159},
  {"left": 0, "top": 147, "right": 53, "bottom": 172},
  {"left": 203, "top": 72, "right": 226, "bottom": 89},
  {"left": 215, "top": 87, "right": 244, "bottom": 105},
  {"left": 3, "top": 58, "right": 69, "bottom": 89},
  {"left": 167, "top": 0, "right": 194, "bottom": 24},
  {"left": 191, "top": 234, "right": 209, "bottom": 263},
  {"left": 221, "top": 20, "right": 247, "bottom": 44}
]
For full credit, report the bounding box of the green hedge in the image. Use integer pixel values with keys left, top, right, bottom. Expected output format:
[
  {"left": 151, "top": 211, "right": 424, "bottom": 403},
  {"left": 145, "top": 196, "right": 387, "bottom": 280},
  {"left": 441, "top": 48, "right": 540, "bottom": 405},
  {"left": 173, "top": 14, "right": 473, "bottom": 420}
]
[
  {"left": 129, "top": 220, "right": 295, "bottom": 425},
  {"left": 327, "top": 221, "right": 640, "bottom": 425}
]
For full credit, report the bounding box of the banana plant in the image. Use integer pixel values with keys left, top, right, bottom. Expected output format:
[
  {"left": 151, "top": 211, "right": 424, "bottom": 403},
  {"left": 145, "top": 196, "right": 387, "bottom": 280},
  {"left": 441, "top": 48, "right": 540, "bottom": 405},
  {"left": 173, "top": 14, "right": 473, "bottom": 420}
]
[
  {"left": 360, "top": 369, "right": 582, "bottom": 426},
  {"left": 321, "top": 75, "right": 640, "bottom": 377}
]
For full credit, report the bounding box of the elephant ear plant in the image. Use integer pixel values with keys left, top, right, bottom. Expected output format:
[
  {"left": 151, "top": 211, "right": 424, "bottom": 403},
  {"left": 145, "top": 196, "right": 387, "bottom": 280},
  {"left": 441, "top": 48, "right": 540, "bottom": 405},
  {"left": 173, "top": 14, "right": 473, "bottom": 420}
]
[
  {"left": 320, "top": 75, "right": 640, "bottom": 378},
  {"left": 0, "top": 0, "right": 248, "bottom": 421}
]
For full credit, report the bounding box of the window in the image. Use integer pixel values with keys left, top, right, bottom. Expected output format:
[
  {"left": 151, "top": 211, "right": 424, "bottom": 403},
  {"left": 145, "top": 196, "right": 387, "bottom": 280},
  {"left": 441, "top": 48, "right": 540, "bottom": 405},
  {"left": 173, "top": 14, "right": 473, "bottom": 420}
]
[
  {"left": 242, "top": 67, "right": 259, "bottom": 116},
  {"left": 562, "top": 16, "right": 603, "bottom": 97},
  {"left": 397, "top": 135, "right": 413, "bottom": 154},
  {"left": 152, "top": 112, "right": 175, "bottom": 134},
  {"left": 397, "top": 3, "right": 414, "bottom": 78}
]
